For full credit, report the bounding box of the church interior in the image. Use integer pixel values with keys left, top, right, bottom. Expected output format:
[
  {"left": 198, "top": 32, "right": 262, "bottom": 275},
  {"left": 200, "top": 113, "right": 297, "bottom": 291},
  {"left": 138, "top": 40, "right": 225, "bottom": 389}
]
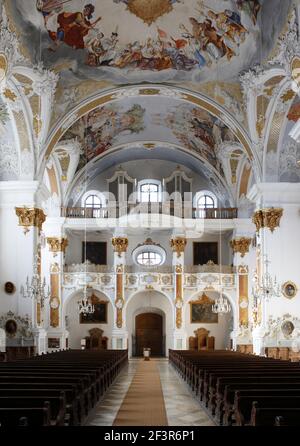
[{"left": 1, "top": 0, "right": 300, "bottom": 428}]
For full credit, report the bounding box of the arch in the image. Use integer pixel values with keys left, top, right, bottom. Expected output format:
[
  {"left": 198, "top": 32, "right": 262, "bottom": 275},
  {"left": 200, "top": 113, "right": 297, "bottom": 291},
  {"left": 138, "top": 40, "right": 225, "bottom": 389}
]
[
  {"left": 124, "top": 289, "right": 174, "bottom": 357},
  {"left": 184, "top": 289, "right": 238, "bottom": 331},
  {"left": 63, "top": 288, "right": 114, "bottom": 349},
  {"left": 64, "top": 141, "right": 236, "bottom": 207},
  {"left": 62, "top": 287, "right": 114, "bottom": 322},
  {"left": 38, "top": 84, "right": 256, "bottom": 179}
]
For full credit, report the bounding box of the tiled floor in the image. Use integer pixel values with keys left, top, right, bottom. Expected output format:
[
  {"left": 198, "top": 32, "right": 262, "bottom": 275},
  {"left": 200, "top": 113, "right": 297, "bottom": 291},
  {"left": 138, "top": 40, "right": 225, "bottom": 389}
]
[{"left": 85, "top": 358, "right": 216, "bottom": 426}]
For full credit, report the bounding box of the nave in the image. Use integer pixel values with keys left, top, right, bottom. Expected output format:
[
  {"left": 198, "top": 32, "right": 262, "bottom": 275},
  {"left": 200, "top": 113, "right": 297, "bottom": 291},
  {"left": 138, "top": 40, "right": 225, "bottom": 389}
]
[{"left": 85, "top": 358, "right": 215, "bottom": 427}]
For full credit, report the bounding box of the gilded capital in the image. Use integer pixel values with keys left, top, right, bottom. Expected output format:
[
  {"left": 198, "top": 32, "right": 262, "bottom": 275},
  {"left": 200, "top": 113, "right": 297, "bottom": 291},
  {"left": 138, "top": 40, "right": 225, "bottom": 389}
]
[
  {"left": 15, "top": 207, "right": 46, "bottom": 234},
  {"left": 252, "top": 208, "right": 283, "bottom": 233},
  {"left": 112, "top": 237, "right": 128, "bottom": 257},
  {"left": 230, "top": 237, "right": 252, "bottom": 257},
  {"left": 47, "top": 237, "right": 68, "bottom": 253},
  {"left": 170, "top": 237, "right": 187, "bottom": 258}
]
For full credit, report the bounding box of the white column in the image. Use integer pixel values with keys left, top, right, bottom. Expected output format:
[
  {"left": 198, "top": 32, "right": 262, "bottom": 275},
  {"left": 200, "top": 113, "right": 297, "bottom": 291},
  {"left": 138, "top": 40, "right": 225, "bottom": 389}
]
[
  {"left": 43, "top": 217, "right": 68, "bottom": 351},
  {"left": 248, "top": 183, "right": 300, "bottom": 354}
]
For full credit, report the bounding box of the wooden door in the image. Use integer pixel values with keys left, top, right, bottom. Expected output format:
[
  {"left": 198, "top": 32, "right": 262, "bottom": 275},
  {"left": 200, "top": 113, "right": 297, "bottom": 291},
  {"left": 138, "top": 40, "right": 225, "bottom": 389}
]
[{"left": 136, "top": 313, "right": 163, "bottom": 356}]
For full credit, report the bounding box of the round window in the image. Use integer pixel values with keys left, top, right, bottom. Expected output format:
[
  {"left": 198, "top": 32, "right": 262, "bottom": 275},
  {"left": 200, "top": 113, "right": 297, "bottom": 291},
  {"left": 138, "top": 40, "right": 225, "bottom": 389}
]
[
  {"left": 132, "top": 239, "right": 166, "bottom": 267},
  {"left": 136, "top": 251, "right": 163, "bottom": 266}
]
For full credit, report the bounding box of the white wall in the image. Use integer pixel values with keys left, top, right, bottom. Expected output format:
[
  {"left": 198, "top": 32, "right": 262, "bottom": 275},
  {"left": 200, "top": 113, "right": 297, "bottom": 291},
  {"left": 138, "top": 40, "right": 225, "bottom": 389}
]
[{"left": 65, "top": 290, "right": 114, "bottom": 349}]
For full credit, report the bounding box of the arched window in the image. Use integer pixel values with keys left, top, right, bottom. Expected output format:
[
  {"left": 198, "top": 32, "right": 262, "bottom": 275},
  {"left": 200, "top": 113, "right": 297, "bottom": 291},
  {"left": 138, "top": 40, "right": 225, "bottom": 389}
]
[
  {"left": 194, "top": 191, "right": 217, "bottom": 217},
  {"left": 138, "top": 180, "right": 162, "bottom": 203},
  {"left": 197, "top": 194, "right": 215, "bottom": 209},
  {"left": 84, "top": 194, "right": 102, "bottom": 209},
  {"left": 81, "top": 190, "right": 106, "bottom": 217}
]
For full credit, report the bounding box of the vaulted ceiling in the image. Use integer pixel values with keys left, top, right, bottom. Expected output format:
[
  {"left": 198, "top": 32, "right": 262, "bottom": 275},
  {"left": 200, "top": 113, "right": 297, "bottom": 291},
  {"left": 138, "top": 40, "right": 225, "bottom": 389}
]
[{"left": 0, "top": 0, "right": 299, "bottom": 213}]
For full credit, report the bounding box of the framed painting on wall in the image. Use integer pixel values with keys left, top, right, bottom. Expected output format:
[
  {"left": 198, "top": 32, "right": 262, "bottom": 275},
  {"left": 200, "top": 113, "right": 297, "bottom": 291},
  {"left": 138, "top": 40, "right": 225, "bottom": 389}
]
[
  {"left": 190, "top": 293, "right": 218, "bottom": 323},
  {"left": 80, "top": 295, "right": 107, "bottom": 324}
]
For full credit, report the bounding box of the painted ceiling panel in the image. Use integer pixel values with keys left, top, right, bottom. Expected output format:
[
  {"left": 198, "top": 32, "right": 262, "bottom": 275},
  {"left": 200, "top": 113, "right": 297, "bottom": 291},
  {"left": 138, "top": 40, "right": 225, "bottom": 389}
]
[{"left": 7, "top": 0, "right": 291, "bottom": 85}]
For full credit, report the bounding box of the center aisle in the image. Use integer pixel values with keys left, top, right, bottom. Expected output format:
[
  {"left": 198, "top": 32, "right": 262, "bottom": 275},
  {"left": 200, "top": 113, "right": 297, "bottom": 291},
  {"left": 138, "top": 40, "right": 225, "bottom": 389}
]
[
  {"left": 113, "top": 360, "right": 168, "bottom": 426},
  {"left": 85, "top": 358, "right": 216, "bottom": 426}
]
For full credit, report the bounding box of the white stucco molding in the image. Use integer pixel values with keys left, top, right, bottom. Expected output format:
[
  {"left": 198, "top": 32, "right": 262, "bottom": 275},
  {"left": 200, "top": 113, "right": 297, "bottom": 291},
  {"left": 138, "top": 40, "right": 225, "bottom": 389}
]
[{"left": 248, "top": 182, "right": 300, "bottom": 206}]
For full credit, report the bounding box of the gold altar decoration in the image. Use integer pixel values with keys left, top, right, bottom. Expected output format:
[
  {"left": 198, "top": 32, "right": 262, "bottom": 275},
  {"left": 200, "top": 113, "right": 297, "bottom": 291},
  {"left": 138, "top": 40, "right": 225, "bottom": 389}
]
[
  {"left": 47, "top": 237, "right": 68, "bottom": 253},
  {"left": 112, "top": 237, "right": 128, "bottom": 257},
  {"left": 252, "top": 208, "right": 283, "bottom": 233},
  {"left": 15, "top": 207, "right": 46, "bottom": 234},
  {"left": 170, "top": 237, "right": 187, "bottom": 258},
  {"left": 230, "top": 237, "right": 252, "bottom": 257}
]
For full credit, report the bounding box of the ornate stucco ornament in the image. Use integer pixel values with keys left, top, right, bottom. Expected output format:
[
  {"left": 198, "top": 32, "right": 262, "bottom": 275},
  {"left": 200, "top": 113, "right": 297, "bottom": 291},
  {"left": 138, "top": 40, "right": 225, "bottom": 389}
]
[
  {"left": 252, "top": 208, "right": 283, "bottom": 233},
  {"left": 112, "top": 237, "right": 128, "bottom": 257},
  {"left": 15, "top": 207, "right": 46, "bottom": 234},
  {"left": 230, "top": 237, "right": 252, "bottom": 258},
  {"left": 268, "top": 8, "right": 300, "bottom": 75},
  {"left": 0, "top": 8, "right": 25, "bottom": 83},
  {"left": 170, "top": 237, "right": 187, "bottom": 258},
  {"left": 47, "top": 237, "right": 68, "bottom": 254},
  {"left": 239, "top": 64, "right": 266, "bottom": 97}
]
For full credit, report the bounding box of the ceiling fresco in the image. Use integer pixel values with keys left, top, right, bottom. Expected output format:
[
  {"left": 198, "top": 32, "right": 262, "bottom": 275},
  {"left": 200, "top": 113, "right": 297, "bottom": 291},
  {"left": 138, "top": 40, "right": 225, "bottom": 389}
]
[
  {"left": 6, "top": 0, "right": 291, "bottom": 85},
  {"left": 61, "top": 96, "right": 238, "bottom": 174}
]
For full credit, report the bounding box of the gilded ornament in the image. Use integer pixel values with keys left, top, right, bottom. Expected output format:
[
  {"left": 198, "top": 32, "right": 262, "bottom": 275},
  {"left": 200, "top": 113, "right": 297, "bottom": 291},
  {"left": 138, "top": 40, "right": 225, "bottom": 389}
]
[
  {"left": 15, "top": 207, "right": 46, "bottom": 234},
  {"left": 170, "top": 237, "right": 187, "bottom": 258},
  {"left": 230, "top": 237, "right": 252, "bottom": 257},
  {"left": 0, "top": 53, "right": 7, "bottom": 83},
  {"left": 252, "top": 208, "right": 283, "bottom": 232},
  {"left": 3, "top": 88, "right": 17, "bottom": 102},
  {"left": 112, "top": 237, "right": 128, "bottom": 257},
  {"left": 47, "top": 237, "right": 68, "bottom": 254},
  {"left": 238, "top": 264, "right": 249, "bottom": 274}
]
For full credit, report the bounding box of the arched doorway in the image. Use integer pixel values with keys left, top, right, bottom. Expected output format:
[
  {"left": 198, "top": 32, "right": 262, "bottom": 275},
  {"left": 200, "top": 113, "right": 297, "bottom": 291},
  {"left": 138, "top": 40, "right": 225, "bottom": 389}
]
[
  {"left": 125, "top": 290, "right": 173, "bottom": 358},
  {"left": 135, "top": 313, "right": 163, "bottom": 357}
]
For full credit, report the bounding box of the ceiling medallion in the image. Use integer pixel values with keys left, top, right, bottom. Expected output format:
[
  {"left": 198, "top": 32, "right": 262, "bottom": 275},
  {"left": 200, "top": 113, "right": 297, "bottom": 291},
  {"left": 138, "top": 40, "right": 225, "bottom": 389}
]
[{"left": 122, "top": 0, "right": 177, "bottom": 25}]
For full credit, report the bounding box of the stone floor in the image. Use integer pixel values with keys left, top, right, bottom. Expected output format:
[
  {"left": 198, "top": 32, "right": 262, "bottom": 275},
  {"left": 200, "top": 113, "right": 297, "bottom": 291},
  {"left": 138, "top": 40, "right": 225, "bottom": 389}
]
[{"left": 85, "top": 358, "right": 216, "bottom": 426}]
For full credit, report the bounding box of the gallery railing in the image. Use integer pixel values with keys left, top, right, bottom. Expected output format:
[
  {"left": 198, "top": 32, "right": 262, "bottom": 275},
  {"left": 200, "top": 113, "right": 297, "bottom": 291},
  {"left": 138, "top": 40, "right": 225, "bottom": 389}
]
[
  {"left": 63, "top": 263, "right": 235, "bottom": 274},
  {"left": 61, "top": 204, "right": 238, "bottom": 220}
]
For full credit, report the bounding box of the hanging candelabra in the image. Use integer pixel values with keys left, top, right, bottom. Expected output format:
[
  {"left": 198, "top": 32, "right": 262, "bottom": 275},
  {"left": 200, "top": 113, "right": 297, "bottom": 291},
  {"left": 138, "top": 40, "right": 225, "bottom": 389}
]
[
  {"left": 252, "top": 255, "right": 281, "bottom": 301},
  {"left": 20, "top": 254, "right": 50, "bottom": 307},
  {"left": 212, "top": 291, "right": 231, "bottom": 315},
  {"left": 78, "top": 286, "right": 95, "bottom": 314}
]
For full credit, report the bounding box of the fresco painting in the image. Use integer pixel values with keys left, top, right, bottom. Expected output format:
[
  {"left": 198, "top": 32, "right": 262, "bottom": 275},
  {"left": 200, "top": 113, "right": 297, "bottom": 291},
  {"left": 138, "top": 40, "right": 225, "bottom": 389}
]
[
  {"left": 153, "top": 104, "right": 237, "bottom": 173},
  {"left": 7, "top": 0, "right": 290, "bottom": 83},
  {"left": 63, "top": 102, "right": 146, "bottom": 170}
]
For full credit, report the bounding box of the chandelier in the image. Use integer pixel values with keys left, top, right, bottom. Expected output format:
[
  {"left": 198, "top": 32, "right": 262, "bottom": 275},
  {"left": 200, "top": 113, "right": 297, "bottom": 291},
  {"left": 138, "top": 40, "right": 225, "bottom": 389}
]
[
  {"left": 20, "top": 254, "right": 50, "bottom": 307},
  {"left": 252, "top": 255, "right": 281, "bottom": 301},
  {"left": 78, "top": 287, "right": 95, "bottom": 314},
  {"left": 212, "top": 292, "right": 231, "bottom": 314}
]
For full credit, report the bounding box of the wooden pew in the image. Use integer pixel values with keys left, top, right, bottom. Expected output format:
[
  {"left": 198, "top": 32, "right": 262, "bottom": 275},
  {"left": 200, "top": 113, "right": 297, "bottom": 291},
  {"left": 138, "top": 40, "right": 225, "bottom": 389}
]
[
  {"left": 0, "top": 405, "right": 51, "bottom": 427},
  {"left": 0, "top": 394, "right": 65, "bottom": 426},
  {"left": 234, "top": 393, "right": 300, "bottom": 426}
]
